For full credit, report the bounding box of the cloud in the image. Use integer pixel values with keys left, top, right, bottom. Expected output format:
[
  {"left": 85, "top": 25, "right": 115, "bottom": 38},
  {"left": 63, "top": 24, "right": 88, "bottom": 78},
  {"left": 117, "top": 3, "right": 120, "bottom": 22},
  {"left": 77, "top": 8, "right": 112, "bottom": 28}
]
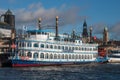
[
  {"left": 92, "top": 23, "right": 106, "bottom": 34},
  {"left": 91, "top": 22, "right": 120, "bottom": 40},
  {"left": 109, "top": 22, "right": 120, "bottom": 40},
  {"left": 13, "top": 2, "right": 85, "bottom": 29},
  {"left": 8, "top": 0, "right": 16, "bottom": 4}
]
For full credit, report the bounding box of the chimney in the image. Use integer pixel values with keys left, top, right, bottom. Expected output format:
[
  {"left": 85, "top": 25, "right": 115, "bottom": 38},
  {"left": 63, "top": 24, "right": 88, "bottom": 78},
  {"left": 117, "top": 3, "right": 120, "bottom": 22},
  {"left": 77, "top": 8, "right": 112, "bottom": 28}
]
[
  {"left": 38, "top": 18, "right": 41, "bottom": 30},
  {"left": 89, "top": 27, "right": 92, "bottom": 43},
  {"left": 56, "top": 16, "right": 58, "bottom": 38}
]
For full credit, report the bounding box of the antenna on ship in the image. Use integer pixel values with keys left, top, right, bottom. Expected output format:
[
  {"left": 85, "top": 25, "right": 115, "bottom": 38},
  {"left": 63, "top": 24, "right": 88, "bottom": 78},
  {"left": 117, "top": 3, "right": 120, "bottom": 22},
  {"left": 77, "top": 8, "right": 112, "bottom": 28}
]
[{"left": 38, "top": 18, "right": 42, "bottom": 30}]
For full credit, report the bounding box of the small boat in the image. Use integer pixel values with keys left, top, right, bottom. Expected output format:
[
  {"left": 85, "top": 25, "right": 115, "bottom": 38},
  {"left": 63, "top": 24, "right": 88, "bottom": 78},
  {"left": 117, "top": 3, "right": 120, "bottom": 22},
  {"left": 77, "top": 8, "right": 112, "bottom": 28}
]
[{"left": 108, "top": 50, "right": 120, "bottom": 63}]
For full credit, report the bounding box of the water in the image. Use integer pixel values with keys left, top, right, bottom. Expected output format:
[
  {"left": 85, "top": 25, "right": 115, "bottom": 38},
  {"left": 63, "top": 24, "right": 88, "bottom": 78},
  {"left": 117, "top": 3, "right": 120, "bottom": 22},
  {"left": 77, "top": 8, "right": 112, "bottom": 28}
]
[{"left": 0, "top": 63, "right": 120, "bottom": 80}]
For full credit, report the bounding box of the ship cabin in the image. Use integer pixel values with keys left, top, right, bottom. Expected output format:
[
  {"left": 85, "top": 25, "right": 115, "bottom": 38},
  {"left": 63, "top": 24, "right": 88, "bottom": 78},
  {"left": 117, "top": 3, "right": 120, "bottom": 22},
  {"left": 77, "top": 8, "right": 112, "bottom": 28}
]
[{"left": 15, "top": 29, "right": 98, "bottom": 62}]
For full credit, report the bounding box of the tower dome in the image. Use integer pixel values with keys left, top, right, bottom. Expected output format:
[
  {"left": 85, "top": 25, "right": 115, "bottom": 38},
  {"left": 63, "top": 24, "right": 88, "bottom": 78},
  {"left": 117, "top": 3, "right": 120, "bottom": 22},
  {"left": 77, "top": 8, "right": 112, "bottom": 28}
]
[
  {"left": 5, "top": 9, "right": 12, "bottom": 15},
  {"left": 104, "top": 27, "right": 108, "bottom": 31}
]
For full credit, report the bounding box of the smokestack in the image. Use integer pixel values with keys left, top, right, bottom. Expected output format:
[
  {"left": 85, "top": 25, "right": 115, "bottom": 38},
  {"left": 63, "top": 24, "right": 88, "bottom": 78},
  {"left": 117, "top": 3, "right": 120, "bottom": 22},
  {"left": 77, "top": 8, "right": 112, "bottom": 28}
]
[
  {"left": 89, "top": 27, "right": 92, "bottom": 43},
  {"left": 56, "top": 16, "right": 58, "bottom": 38},
  {"left": 38, "top": 18, "right": 41, "bottom": 30}
]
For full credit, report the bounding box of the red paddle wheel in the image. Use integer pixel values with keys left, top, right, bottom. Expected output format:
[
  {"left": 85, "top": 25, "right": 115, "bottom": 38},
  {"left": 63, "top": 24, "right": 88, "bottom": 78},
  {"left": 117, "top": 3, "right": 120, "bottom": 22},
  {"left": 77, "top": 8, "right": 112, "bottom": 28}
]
[{"left": 98, "top": 48, "right": 106, "bottom": 57}]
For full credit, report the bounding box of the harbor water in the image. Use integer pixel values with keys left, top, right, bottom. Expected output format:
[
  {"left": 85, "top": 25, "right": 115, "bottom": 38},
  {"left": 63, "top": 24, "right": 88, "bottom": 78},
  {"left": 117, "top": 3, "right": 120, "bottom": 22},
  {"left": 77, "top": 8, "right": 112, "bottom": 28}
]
[{"left": 0, "top": 63, "right": 120, "bottom": 80}]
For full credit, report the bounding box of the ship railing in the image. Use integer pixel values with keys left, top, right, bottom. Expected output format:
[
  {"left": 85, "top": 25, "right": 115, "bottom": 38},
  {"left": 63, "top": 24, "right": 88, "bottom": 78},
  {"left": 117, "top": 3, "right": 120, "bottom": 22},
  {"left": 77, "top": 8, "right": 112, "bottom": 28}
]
[
  {"left": 22, "top": 38, "right": 98, "bottom": 47},
  {"left": 45, "top": 40, "right": 98, "bottom": 46}
]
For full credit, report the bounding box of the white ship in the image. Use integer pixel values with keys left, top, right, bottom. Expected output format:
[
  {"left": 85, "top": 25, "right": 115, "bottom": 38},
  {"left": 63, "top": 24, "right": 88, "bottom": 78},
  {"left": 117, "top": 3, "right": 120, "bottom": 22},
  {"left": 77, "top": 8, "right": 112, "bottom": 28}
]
[{"left": 2, "top": 16, "right": 107, "bottom": 67}]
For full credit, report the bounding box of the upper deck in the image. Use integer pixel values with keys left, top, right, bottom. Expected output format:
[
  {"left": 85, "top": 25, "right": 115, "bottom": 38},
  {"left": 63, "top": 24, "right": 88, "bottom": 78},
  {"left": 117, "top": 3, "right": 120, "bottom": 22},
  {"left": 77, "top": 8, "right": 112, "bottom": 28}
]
[{"left": 17, "top": 29, "right": 98, "bottom": 47}]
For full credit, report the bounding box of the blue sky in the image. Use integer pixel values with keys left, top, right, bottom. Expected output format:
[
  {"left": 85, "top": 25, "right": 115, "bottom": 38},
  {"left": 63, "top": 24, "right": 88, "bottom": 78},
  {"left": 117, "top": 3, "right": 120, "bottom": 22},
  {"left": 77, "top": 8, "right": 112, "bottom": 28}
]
[{"left": 0, "top": 0, "right": 120, "bottom": 40}]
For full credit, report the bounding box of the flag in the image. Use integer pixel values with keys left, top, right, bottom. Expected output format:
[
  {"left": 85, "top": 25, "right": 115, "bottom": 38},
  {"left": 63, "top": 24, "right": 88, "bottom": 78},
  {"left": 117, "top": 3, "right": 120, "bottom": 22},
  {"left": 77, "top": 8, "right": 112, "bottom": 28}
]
[
  {"left": 11, "top": 43, "right": 16, "bottom": 49},
  {"left": 93, "top": 36, "right": 97, "bottom": 40}
]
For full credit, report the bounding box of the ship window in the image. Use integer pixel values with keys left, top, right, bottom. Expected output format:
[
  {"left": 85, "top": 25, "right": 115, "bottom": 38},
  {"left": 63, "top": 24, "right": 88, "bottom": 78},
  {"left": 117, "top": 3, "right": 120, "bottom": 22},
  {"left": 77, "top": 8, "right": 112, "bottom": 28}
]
[
  {"left": 54, "top": 54, "right": 57, "bottom": 59},
  {"left": 18, "top": 42, "right": 21, "bottom": 47},
  {"left": 76, "top": 54, "right": 79, "bottom": 59},
  {"left": 93, "top": 54, "right": 97, "bottom": 58},
  {"left": 72, "top": 47, "right": 74, "bottom": 50},
  {"left": 90, "top": 55, "right": 92, "bottom": 59},
  {"left": 34, "top": 43, "right": 39, "bottom": 47},
  {"left": 74, "top": 55, "right": 76, "bottom": 59},
  {"left": 82, "top": 48, "right": 84, "bottom": 51},
  {"left": 90, "top": 48, "right": 92, "bottom": 51},
  {"left": 41, "top": 44, "right": 44, "bottom": 48},
  {"left": 76, "top": 47, "right": 79, "bottom": 50},
  {"left": 50, "top": 54, "right": 53, "bottom": 59},
  {"left": 62, "top": 46, "right": 64, "bottom": 50},
  {"left": 72, "top": 54, "right": 74, "bottom": 59},
  {"left": 45, "top": 53, "right": 49, "bottom": 59},
  {"left": 24, "top": 42, "right": 26, "bottom": 47},
  {"left": 50, "top": 45, "right": 53, "bottom": 49},
  {"left": 79, "top": 55, "right": 81, "bottom": 59},
  {"left": 85, "top": 55, "right": 87, "bottom": 59},
  {"left": 58, "top": 46, "right": 60, "bottom": 49},
  {"left": 27, "top": 52, "right": 32, "bottom": 58},
  {"left": 79, "top": 47, "right": 81, "bottom": 50},
  {"left": 27, "top": 43, "right": 32, "bottom": 47},
  {"left": 65, "top": 54, "right": 68, "bottom": 59},
  {"left": 65, "top": 46, "right": 68, "bottom": 50},
  {"left": 33, "top": 52, "right": 38, "bottom": 58},
  {"left": 40, "top": 53, "right": 44, "bottom": 58},
  {"left": 62, "top": 54, "right": 64, "bottom": 59},
  {"left": 22, "top": 42, "right": 24, "bottom": 47},
  {"left": 20, "top": 51, "right": 26, "bottom": 56},
  {"left": 69, "top": 54, "right": 71, "bottom": 59},
  {"left": 54, "top": 45, "right": 57, "bottom": 49},
  {"left": 46, "top": 44, "right": 49, "bottom": 48},
  {"left": 82, "top": 55, "right": 84, "bottom": 59},
  {"left": 58, "top": 54, "right": 60, "bottom": 59}
]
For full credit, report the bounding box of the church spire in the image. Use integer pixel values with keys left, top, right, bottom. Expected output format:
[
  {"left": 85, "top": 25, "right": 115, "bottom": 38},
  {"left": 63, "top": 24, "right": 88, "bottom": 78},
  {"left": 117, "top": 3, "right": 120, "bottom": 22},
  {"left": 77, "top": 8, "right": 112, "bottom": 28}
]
[{"left": 82, "top": 20, "right": 88, "bottom": 38}]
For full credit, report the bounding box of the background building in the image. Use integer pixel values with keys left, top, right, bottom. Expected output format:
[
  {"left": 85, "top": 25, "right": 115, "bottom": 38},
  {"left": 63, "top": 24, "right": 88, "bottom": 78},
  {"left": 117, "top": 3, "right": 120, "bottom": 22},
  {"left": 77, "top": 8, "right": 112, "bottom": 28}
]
[{"left": 0, "top": 9, "right": 15, "bottom": 54}]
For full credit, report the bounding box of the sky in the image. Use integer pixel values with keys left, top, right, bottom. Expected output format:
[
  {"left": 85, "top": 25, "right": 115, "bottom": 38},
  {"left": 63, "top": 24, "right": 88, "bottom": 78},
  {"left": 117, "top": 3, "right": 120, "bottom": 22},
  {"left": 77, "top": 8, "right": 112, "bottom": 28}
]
[{"left": 0, "top": 0, "right": 120, "bottom": 40}]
